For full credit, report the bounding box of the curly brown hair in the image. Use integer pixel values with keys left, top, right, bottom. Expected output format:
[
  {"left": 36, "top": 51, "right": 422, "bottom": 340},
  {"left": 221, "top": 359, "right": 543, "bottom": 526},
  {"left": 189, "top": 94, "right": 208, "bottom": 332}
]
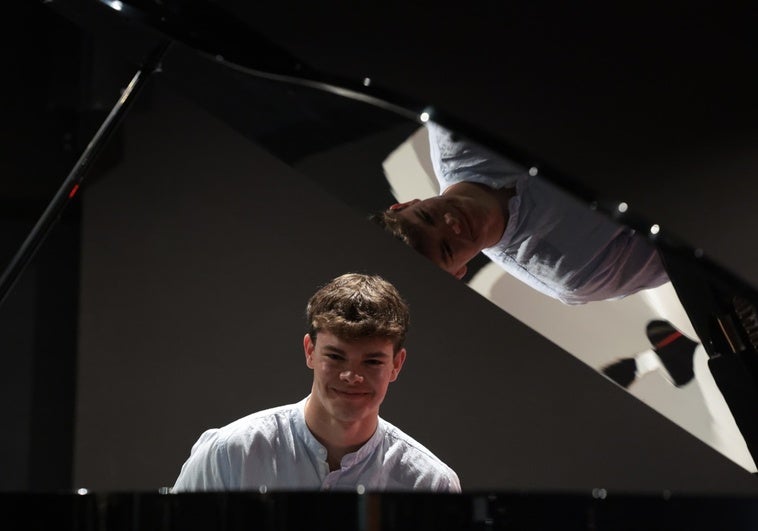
[{"left": 306, "top": 273, "right": 410, "bottom": 352}]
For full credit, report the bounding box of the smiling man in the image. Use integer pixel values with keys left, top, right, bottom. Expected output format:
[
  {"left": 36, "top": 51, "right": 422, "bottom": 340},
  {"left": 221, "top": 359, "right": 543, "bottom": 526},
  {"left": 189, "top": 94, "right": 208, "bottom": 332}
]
[
  {"left": 172, "top": 273, "right": 460, "bottom": 492},
  {"left": 374, "top": 123, "right": 668, "bottom": 304}
]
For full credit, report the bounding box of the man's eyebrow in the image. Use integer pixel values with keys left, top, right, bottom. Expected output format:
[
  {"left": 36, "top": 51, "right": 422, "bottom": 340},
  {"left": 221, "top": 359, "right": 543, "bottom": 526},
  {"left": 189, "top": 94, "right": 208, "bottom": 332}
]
[
  {"left": 409, "top": 211, "right": 446, "bottom": 264},
  {"left": 364, "top": 351, "right": 391, "bottom": 359},
  {"left": 322, "top": 346, "right": 390, "bottom": 359}
]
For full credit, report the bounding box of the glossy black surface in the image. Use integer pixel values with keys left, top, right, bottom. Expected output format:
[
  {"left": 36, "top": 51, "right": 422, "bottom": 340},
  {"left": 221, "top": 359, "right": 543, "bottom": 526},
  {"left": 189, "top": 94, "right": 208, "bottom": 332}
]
[{"left": 4, "top": 491, "right": 758, "bottom": 530}]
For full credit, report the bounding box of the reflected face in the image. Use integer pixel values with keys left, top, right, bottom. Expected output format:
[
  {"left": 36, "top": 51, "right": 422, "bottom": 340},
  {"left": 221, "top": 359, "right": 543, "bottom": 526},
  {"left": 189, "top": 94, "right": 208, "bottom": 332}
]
[
  {"left": 392, "top": 196, "right": 492, "bottom": 279},
  {"left": 304, "top": 331, "right": 405, "bottom": 425}
]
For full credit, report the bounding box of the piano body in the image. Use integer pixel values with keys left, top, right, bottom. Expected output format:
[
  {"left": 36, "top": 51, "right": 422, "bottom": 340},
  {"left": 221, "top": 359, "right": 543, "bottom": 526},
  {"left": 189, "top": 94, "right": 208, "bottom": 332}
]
[{"left": 3, "top": 0, "right": 758, "bottom": 528}]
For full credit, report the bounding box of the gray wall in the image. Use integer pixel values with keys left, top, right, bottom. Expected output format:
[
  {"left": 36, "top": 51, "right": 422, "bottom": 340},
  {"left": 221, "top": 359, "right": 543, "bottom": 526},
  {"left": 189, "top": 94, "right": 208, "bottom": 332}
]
[{"left": 74, "top": 81, "right": 758, "bottom": 494}]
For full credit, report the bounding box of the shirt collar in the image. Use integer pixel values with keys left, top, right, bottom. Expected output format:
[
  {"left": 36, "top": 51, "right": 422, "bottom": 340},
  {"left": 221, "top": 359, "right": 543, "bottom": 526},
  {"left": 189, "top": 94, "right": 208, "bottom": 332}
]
[
  {"left": 294, "top": 395, "right": 386, "bottom": 468},
  {"left": 340, "top": 418, "right": 385, "bottom": 468}
]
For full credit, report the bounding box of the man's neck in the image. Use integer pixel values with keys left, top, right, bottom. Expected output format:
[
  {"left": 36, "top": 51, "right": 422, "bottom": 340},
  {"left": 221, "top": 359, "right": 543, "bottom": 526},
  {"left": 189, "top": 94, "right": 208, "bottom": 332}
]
[{"left": 304, "top": 396, "right": 378, "bottom": 471}]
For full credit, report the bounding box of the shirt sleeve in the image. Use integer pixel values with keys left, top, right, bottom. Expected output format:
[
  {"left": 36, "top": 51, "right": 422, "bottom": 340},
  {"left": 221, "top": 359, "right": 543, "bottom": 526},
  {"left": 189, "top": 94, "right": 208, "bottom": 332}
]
[
  {"left": 172, "top": 429, "right": 233, "bottom": 492},
  {"left": 427, "top": 121, "right": 526, "bottom": 193},
  {"left": 439, "top": 471, "right": 462, "bottom": 493}
]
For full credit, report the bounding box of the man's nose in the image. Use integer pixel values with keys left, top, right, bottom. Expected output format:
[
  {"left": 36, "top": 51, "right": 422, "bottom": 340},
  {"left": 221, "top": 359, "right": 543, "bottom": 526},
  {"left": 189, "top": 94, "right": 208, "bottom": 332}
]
[
  {"left": 339, "top": 370, "right": 365, "bottom": 384},
  {"left": 443, "top": 212, "right": 462, "bottom": 235}
]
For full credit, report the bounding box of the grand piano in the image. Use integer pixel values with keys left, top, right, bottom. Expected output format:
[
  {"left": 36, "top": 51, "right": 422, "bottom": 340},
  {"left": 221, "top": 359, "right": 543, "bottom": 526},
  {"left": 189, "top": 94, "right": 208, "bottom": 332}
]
[{"left": 4, "top": 0, "right": 758, "bottom": 528}]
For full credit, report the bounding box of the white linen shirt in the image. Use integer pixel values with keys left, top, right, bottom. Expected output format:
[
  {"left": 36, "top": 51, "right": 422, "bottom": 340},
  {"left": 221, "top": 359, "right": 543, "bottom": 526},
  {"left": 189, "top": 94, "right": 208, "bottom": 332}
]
[
  {"left": 172, "top": 397, "right": 460, "bottom": 493},
  {"left": 428, "top": 122, "right": 668, "bottom": 304}
]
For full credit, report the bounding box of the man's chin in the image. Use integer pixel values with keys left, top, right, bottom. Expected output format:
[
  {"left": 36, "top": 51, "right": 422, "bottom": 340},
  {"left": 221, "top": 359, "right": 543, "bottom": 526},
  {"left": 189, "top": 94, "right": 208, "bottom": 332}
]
[{"left": 328, "top": 400, "right": 378, "bottom": 422}]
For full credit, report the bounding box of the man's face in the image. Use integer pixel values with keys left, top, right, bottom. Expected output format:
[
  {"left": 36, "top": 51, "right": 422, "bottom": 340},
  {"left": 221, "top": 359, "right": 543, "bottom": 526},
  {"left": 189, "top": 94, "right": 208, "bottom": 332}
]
[
  {"left": 391, "top": 197, "right": 490, "bottom": 279},
  {"left": 304, "top": 331, "right": 405, "bottom": 425}
]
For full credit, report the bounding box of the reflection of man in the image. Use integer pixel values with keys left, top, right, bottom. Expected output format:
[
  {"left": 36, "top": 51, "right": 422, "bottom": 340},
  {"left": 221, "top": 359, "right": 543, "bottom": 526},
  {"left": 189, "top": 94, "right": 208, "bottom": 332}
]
[
  {"left": 172, "top": 273, "right": 460, "bottom": 492},
  {"left": 373, "top": 123, "right": 668, "bottom": 304}
]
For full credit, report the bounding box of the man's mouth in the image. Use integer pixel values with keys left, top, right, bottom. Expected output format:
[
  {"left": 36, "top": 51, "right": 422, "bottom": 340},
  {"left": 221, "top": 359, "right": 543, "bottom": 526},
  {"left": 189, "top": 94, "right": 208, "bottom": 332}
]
[{"left": 332, "top": 388, "right": 370, "bottom": 399}]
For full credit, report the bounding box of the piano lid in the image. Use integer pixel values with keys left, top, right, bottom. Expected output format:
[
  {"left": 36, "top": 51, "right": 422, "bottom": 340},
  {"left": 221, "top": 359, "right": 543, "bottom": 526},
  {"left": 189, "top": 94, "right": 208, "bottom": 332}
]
[{"left": 46, "top": 0, "right": 758, "bottom": 288}]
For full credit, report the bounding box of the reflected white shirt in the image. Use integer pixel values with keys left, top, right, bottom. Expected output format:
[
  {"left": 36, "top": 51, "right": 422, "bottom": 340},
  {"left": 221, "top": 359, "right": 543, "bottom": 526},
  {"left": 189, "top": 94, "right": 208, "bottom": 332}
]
[
  {"left": 172, "top": 397, "right": 460, "bottom": 492},
  {"left": 428, "top": 122, "right": 668, "bottom": 304}
]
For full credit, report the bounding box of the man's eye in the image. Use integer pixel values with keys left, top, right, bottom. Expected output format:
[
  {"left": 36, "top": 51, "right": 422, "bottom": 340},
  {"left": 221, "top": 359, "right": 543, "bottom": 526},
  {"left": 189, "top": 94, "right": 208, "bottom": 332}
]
[
  {"left": 442, "top": 241, "right": 453, "bottom": 261},
  {"left": 418, "top": 209, "right": 434, "bottom": 225},
  {"left": 365, "top": 359, "right": 384, "bottom": 366},
  {"left": 326, "top": 354, "right": 344, "bottom": 361}
]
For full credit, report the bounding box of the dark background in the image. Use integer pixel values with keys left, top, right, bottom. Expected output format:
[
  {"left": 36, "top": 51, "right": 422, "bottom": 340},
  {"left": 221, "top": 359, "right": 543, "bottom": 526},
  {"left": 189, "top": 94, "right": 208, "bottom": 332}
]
[{"left": 3, "top": 0, "right": 758, "bottom": 493}]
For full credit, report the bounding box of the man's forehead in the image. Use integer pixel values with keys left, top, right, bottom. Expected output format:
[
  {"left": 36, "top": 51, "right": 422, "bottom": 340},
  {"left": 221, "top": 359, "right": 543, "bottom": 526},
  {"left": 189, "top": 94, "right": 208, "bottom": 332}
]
[{"left": 316, "top": 331, "right": 395, "bottom": 353}]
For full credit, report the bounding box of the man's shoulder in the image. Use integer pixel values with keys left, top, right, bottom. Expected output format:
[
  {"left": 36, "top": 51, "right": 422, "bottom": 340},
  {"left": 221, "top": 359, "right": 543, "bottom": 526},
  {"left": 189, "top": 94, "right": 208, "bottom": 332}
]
[
  {"left": 377, "top": 418, "right": 461, "bottom": 492},
  {"left": 199, "top": 400, "right": 303, "bottom": 449},
  {"left": 427, "top": 122, "right": 527, "bottom": 193},
  {"left": 379, "top": 419, "right": 458, "bottom": 475},
  {"left": 173, "top": 400, "right": 307, "bottom": 492}
]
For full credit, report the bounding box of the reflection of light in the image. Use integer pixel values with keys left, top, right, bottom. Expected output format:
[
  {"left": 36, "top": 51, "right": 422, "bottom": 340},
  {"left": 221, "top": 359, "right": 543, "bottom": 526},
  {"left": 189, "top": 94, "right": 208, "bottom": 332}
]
[
  {"left": 617, "top": 202, "right": 628, "bottom": 213},
  {"left": 591, "top": 487, "right": 607, "bottom": 499},
  {"left": 528, "top": 167, "right": 538, "bottom": 176},
  {"left": 259, "top": 485, "right": 268, "bottom": 493},
  {"left": 650, "top": 224, "right": 660, "bottom": 235},
  {"left": 106, "top": 0, "right": 124, "bottom": 11},
  {"left": 419, "top": 112, "right": 430, "bottom": 123},
  {"left": 77, "top": 488, "right": 89, "bottom": 495},
  {"left": 362, "top": 77, "right": 371, "bottom": 87},
  {"left": 356, "top": 484, "right": 366, "bottom": 495}
]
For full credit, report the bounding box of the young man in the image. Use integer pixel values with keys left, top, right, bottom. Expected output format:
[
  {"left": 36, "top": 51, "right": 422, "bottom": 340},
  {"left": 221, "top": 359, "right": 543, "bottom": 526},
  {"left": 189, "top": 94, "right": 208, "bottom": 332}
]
[
  {"left": 374, "top": 123, "right": 668, "bottom": 304},
  {"left": 172, "top": 273, "right": 460, "bottom": 492}
]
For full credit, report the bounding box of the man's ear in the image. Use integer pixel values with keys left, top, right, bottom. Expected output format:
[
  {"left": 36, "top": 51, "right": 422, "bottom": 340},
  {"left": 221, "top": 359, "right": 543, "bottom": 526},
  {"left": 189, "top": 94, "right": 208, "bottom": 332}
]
[
  {"left": 453, "top": 264, "right": 468, "bottom": 280},
  {"left": 389, "top": 199, "right": 421, "bottom": 212},
  {"left": 304, "top": 333, "right": 315, "bottom": 369},
  {"left": 389, "top": 348, "right": 407, "bottom": 383}
]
